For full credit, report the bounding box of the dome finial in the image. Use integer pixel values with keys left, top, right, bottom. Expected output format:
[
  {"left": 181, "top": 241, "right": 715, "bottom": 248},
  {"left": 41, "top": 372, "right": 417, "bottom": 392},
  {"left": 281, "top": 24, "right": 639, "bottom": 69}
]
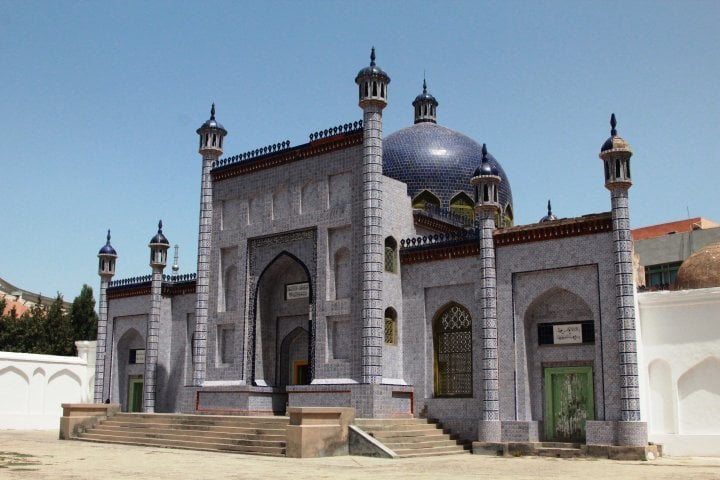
[
  {"left": 370, "top": 47, "right": 376, "bottom": 66},
  {"left": 610, "top": 113, "right": 617, "bottom": 136},
  {"left": 210, "top": 103, "right": 216, "bottom": 120},
  {"left": 482, "top": 143, "right": 488, "bottom": 160},
  {"left": 106, "top": 229, "right": 112, "bottom": 245},
  {"left": 158, "top": 220, "right": 163, "bottom": 233},
  {"left": 540, "top": 198, "right": 557, "bottom": 222},
  {"left": 423, "top": 73, "right": 427, "bottom": 94}
]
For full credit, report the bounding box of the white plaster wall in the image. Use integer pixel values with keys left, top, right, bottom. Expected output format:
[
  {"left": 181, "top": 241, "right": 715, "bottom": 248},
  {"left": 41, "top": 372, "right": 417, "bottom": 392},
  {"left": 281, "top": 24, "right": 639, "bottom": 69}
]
[
  {"left": 638, "top": 287, "right": 720, "bottom": 456},
  {"left": 0, "top": 341, "right": 96, "bottom": 429}
]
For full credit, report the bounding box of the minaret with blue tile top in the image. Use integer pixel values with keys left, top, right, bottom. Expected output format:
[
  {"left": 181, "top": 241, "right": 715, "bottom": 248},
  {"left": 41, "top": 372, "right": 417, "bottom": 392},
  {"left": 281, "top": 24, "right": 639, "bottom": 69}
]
[
  {"left": 95, "top": 230, "right": 117, "bottom": 403},
  {"left": 193, "top": 105, "right": 226, "bottom": 386},
  {"left": 471, "top": 144, "right": 502, "bottom": 442},
  {"left": 599, "top": 114, "right": 647, "bottom": 446},
  {"left": 355, "top": 48, "right": 390, "bottom": 385},
  {"left": 145, "top": 221, "right": 169, "bottom": 413}
]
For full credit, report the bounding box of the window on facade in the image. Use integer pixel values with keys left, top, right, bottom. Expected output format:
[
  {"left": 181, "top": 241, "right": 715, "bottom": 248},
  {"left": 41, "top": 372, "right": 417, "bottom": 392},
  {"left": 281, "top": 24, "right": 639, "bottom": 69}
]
[
  {"left": 412, "top": 190, "right": 440, "bottom": 210},
  {"left": 449, "top": 192, "right": 475, "bottom": 224},
  {"left": 434, "top": 304, "right": 472, "bottom": 397},
  {"left": 129, "top": 349, "right": 145, "bottom": 365},
  {"left": 384, "top": 237, "right": 397, "bottom": 273},
  {"left": 384, "top": 308, "right": 397, "bottom": 345},
  {"left": 645, "top": 262, "right": 682, "bottom": 289}
]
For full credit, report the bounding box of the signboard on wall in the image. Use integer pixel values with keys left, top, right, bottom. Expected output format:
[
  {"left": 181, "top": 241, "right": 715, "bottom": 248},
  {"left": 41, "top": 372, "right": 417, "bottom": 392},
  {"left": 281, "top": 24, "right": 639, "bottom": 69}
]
[
  {"left": 285, "top": 282, "right": 309, "bottom": 300},
  {"left": 552, "top": 324, "right": 583, "bottom": 344}
]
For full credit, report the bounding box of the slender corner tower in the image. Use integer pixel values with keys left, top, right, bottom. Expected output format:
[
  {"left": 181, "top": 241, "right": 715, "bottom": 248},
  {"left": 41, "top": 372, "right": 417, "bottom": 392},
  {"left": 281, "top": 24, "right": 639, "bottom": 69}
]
[
  {"left": 355, "top": 48, "right": 390, "bottom": 384},
  {"left": 471, "top": 144, "right": 502, "bottom": 442},
  {"left": 599, "top": 114, "right": 647, "bottom": 446},
  {"left": 95, "top": 230, "right": 117, "bottom": 403},
  {"left": 145, "top": 221, "right": 170, "bottom": 413},
  {"left": 193, "top": 104, "right": 226, "bottom": 386}
]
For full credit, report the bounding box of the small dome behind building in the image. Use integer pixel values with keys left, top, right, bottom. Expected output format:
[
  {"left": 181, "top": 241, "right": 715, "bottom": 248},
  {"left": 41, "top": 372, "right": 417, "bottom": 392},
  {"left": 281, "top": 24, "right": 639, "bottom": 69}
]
[{"left": 676, "top": 242, "right": 720, "bottom": 289}]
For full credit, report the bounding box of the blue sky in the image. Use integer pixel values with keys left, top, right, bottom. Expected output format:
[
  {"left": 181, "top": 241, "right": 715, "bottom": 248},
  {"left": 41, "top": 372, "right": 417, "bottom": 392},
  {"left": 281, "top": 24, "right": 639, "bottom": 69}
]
[{"left": 1, "top": 1, "right": 718, "bottom": 301}]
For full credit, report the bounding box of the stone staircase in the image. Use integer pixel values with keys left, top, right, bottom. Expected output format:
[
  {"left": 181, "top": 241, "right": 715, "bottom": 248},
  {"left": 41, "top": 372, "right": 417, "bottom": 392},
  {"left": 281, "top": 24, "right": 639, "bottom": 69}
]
[
  {"left": 76, "top": 413, "right": 289, "bottom": 456},
  {"left": 530, "top": 442, "right": 584, "bottom": 458},
  {"left": 354, "top": 418, "right": 470, "bottom": 457}
]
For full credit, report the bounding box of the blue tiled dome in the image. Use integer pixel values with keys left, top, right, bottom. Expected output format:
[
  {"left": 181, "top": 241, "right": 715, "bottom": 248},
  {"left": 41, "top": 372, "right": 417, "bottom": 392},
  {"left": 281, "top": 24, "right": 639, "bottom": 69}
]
[
  {"left": 98, "top": 230, "right": 117, "bottom": 256},
  {"left": 150, "top": 221, "right": 170, "bottom": 245},
  {"left": 383, "top": 123, "right": 513, "bottom": 211}
]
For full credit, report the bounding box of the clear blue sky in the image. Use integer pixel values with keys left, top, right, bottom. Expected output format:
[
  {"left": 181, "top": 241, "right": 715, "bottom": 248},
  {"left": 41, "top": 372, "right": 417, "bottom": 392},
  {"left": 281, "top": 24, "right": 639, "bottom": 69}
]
[{"left": 2, "top": 1, "right": 718, "bottom": 302}]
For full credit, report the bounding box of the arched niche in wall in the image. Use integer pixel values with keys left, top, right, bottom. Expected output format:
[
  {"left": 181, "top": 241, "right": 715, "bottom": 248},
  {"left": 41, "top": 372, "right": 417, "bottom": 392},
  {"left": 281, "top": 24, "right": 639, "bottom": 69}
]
[
  {"left": 648, "top": 359, "right": 675, "bottom": 434},
  {"left": 678, "top": 356, "right": 720, "bottom": 434}
]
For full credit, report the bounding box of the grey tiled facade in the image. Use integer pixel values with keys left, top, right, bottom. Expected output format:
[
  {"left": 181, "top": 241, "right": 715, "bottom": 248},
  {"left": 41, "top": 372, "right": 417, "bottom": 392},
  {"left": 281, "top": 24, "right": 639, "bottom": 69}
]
[{"left": 96, "top": 52, "right": 647, "bottom": 447}]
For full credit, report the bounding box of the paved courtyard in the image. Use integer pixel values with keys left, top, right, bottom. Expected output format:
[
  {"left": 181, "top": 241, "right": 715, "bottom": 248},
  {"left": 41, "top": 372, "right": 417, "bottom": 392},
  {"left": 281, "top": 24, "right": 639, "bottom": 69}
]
[{"left": 1, "top": 430, "right": 719, "bottom": 480}]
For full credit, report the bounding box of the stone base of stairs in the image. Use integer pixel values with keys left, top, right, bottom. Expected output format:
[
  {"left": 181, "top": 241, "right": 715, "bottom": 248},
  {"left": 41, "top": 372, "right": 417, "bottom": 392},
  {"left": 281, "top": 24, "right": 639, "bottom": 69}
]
[
  {"left": 354, "top": 418, "right": 470, "bottom": 458},
  {"left": 75, "top": 413, "right": 289, "bottom": 457},
  {"left": 473, "top": 440, "right": 662, "bottom": 460}
]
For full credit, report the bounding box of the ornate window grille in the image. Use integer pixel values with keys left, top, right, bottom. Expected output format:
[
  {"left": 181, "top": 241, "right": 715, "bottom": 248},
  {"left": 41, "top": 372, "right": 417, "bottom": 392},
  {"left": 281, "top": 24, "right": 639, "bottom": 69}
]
[
  {"left": 434, "top": 304, "right": 472, "bottom": 397},
  {"left": 384, "top": 237, "right": 397, "bottom": 273},
  {"left": 384, "top": 308, "right": 397, "bottom": 345}
]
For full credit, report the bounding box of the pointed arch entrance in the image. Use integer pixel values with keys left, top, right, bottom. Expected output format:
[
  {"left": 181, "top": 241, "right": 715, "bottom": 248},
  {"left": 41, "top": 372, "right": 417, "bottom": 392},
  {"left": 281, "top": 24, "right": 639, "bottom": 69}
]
[
  {"left": 251, "top": 252, "right": 313, "bottom": 388},
  {"left": 524, "top": 288, "right": 596, "bottom": 441}
]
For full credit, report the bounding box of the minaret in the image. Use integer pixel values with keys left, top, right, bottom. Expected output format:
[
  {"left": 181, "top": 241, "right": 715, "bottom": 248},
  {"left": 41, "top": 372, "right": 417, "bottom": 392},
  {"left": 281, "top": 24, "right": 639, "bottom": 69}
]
[
  {"left": 412, "top": 78, "right": 438, "bottom": 124},
  {"left": 599, "top": 114, "right": 647, "bottom": 445},
  {"left": 144, "top": 221, "right": 169, "bottom": 413},
  {"left": 355, "top": 48, "right": 390, "bottom": 384},
  {"left": 471, "top": 144, "right": 502, "bottom": 442},
  {"left": 193, "top": 104, "right": 226, "bottom": 386},
  {"left": 95, "top": 230, "right": 117, "bottom": 403}
]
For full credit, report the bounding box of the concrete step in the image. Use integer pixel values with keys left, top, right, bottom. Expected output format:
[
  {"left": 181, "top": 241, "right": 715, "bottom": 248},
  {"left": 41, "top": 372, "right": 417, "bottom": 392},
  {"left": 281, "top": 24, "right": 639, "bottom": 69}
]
[
  {"left": 100, "top": 420, "right": 286, "bottom": 435},
  {"left": 354, "top": 418, "right": 469, "bottom": 458},
  {"left": 539, "top": 442, "right": 582, "bottom": 449},
  {"left": 533, "top": 446, "right": 584, "bottom": 458},
  {"left": 88, "top": 426, "right": 285, "bottom": 444},
  {"left": 355, "top": 417, "right": 431, "bottom": 425},
  {"left": 369, "top": 428, "right": 447, "bottom": 439},
  {"left": 394, "top": 445, "right": 469, "bottom": 458},
  {"left": 112, "top": 413, "right": 289, "bottom": 427},
  {"left": 77, "top": 434, "right": 285, "bottom": 456},
  {"left": 76, "top": 413, "right": 288, "bottom": 457},
  {"left": 381, "top": 439, "right": 463, "bottom": 450}
]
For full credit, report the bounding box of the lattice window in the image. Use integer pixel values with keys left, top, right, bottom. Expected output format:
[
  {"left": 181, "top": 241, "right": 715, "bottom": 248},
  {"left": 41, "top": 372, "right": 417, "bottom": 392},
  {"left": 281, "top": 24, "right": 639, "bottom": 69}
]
[
  {"left": 384, "top": 308, "right": 397, "bottom": 345},
  {"left": 384, "top": 237, "right": 397, "bottom": 273},
  {"left": 434, "top": 304, "right": 472, "bottom": 397}
]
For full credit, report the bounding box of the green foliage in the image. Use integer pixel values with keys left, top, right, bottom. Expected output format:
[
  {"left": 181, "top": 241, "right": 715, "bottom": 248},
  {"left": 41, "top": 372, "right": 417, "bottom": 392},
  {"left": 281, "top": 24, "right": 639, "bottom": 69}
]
[
  {"left": 0, "top": 286, "right": 98, "bottom": 356},
  {"left": 70, "top": 285, "right": 98, "bottom": 341}
]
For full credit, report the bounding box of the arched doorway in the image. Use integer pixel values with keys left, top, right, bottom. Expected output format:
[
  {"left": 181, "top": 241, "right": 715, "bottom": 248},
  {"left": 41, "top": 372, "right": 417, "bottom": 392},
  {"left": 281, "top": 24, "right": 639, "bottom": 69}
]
[
  {"left": 252, "top": 252, "right": 312, "bottom": 388},
  {"left": 279, "top": 327, "right": 310, "bottom": 387},
  {"left": 115, "top": 328, "right": 145, "bottom": 412},
  {"left": 524, "top": 288, "right": 596, "bottom": 441}
]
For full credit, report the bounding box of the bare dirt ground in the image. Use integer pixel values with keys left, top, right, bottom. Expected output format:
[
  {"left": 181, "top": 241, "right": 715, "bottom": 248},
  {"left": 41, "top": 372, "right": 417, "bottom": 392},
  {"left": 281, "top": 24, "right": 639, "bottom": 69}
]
[{"left": 1, "top": 430, "right": 719, "bottom": 480}]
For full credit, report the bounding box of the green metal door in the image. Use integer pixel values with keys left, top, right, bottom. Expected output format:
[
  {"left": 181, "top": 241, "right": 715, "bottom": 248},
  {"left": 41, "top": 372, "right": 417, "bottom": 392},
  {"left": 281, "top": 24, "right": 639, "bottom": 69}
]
[
  {"left": 128, "top": 376, "right": 143, "bottom": 412},
  {"left": 544, "top": 367, "right": 594, "bottom": 441}
]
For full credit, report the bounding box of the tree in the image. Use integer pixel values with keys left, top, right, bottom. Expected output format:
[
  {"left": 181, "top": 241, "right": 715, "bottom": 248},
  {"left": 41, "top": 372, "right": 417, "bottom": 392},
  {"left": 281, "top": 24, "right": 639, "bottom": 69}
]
[
  {"left": 69, "top": 285, "right": 98, "bottom": 342},
  {"left": 0, "top": 286, "right": 98, "bottom": 355}
]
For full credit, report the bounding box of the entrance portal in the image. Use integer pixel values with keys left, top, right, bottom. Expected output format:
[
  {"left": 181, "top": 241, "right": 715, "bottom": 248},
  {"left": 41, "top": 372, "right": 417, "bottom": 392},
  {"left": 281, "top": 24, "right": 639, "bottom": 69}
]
[
  {"left": 253, "top": 252, "right": 312, "bottom": 388},
  {"left": 544, "top": 366, "right": 594, "bottom": 441}
]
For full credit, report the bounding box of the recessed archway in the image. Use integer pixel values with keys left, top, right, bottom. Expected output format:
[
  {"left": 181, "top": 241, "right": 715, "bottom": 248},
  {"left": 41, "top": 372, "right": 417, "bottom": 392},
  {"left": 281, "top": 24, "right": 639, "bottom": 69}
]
[{"left": 253, "top": 252, "right": 312, "bottom": 387}]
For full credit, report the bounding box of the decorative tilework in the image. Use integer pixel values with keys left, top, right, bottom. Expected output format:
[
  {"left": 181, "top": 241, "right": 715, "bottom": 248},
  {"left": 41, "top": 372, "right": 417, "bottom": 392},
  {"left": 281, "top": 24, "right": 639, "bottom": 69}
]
[{"left": 383, "top": 122, "right": 513, "bottom": 211}]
